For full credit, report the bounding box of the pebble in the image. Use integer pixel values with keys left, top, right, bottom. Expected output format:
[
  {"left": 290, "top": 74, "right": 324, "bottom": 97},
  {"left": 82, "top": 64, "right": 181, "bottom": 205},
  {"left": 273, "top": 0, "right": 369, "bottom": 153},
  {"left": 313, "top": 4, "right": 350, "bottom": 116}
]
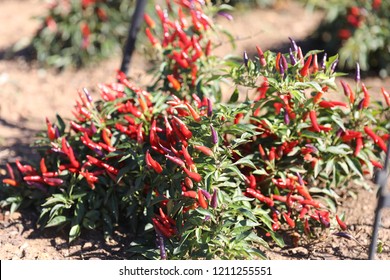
[{"left": 289, "top": 247, "right": 308, "bottom": 256}]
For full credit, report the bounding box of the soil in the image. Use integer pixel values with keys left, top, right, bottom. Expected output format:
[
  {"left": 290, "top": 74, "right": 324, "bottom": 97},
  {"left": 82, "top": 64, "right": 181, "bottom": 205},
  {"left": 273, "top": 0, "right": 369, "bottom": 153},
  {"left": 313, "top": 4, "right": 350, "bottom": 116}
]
[{"left": 0, "top": 0, "right": 390, "bottom": 260}]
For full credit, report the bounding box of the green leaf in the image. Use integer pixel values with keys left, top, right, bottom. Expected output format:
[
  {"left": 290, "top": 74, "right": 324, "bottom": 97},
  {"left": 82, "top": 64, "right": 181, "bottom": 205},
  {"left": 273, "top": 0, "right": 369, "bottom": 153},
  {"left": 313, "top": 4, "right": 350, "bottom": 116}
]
[
  {"left": 69, "top": 224, "right": 81, "bottom": 243},
  {"left": 268, "top": 231, "right": 285, "bottom": 247},
  {"left": 326, "top": 144, "right": 351, "bottom": 155},
  {"left": 233, "top": 156, "right": 257, "bottom": 169},
  {"left": 345, "top": 157, "right": 364, "bottom": 178},
  {"left": 46, "top": 215, "right": 68, "bottom": 228},
  {"left": 229, "top": 88, "right": 239, "bottom": 103}
]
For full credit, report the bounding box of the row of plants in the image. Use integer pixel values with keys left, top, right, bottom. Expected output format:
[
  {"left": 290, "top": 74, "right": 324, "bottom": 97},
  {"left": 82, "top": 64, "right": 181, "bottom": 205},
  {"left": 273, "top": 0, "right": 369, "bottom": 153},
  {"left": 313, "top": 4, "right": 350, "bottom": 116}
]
[{"left": 1, "top": 0, "right": 390, "bottom": 259}]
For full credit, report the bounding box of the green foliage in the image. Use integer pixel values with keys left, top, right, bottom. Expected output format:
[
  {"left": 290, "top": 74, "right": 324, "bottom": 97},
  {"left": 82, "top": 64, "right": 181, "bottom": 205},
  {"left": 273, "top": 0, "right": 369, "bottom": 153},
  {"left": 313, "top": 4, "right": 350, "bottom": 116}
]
[
  {"left": 306, "top": 0, "right": 390, "bottom": 76},
  {"left": 31, "top": 0, "right": 134, "bottom": 69},
  {"left": 1, "top": 0, "right": 390, "bottom": 260}
]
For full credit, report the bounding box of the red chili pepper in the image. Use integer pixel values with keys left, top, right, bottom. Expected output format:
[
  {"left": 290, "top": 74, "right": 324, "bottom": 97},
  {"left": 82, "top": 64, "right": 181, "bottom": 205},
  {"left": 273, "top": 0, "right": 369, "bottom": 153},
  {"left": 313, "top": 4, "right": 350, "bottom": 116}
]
[
  {"left": 354, "top": 137, "right": 363, "bottom": 156},
  {"left": 193, "top": 145, "right": 213, "bottom": 156},
  {"left": 370, "top": 159, "right": 383, "bottom": 169},
  {"left": 299, "top": 206, "right": 309, "bottom": 219},
  {"left": 2, "top": 178, "right": 18, "bottom": 187},
  {"left": 183, "top": 167, "right": 202, "bottom": 183},
  {"left": 184, "top": 177, "right": 193, "bottom": 189},
  {"left": 39, "top": 158, "right": 48, "bottom": 174},
  {"left": 313, "top": 91, "right": 323, "bottom": 104},
  {"left": 364, "top": 126, "right": 388, "bottom": 152},
  {"left": 182, "top": 190, "right": 197, "bottom": 199},
  {"left": 246, "top": 174, "right": 257, "bottom": 189},
  {"left": 336, "top": 214, "right": 348, "bottom": 231},
  {"left": 181, "top": 146, "right": 195, "bottom": 170},
  {"left": 24, "top": 175, "right": 44, "bottom": 182},
  {"left": 246, "top": 188, "right": 274, "bottom": 207},
  {"left": 275, "top": 52, "right": 281, "bottom": 73},
  {"left": 309, "top": 110, "right": 321, "bottom": 132},
  {"left": 318, "top": 100, "right": 348, "bottom": 108},
  {"left": 255, "top": 78, "right": 269, "bottom": 100},
  {"left": 185, "top": 101, "right": 201, "bottom": 122},
  {"left": 145, "top": 27, "right": 159, "bottom": 46},
  {"left": 143, "top": 13, "right": 155, "bottom": 29},
  {"left": 43, "top": 177, "right": 63, "bottom": 187},
  {"left": 172, "top": 116, "right": 192, "bottom": 139},
  {"left": 311, "top": 54, "right": 319, "bottom": 74},
  {"left": 381, "top": 87, "right": 390, "bottom": 106},
  {"left": 152, "top": 217, "right": 173, "bottom": 238},
  {"left": 197, "top": 189, "right": 208, "bottom": 209},
  {"left": 178, "top": 7, "right": 188, "bottom": 28},
  {"left": 256, "top": 46, "right": 266, "bottom": 67},
  {"left": 191, "top": 10, "right": 203, "bottom": 32},
  {"left": 268, "top": 147, "right": 276, "bottom": 161},
  {"left": 167, "top": 75, "right": 181, "bottom": 91},
  {"left": 42, "top": 172, "right": 59, "bottom": 178},
  {"left": 283, "top": 212, "right": 295, "bottom": 228},
  {"left": 145, "top": 150, "right": 163, "bottom": 174},
  {"left": 46, "top": 117, "right": 56, "bottom": 141},
  {"left": 300, "top": 54, "right": 312, "bottom": 77},
  {"left": 361, "top": 83, "right": 370, "bottom": 108}
]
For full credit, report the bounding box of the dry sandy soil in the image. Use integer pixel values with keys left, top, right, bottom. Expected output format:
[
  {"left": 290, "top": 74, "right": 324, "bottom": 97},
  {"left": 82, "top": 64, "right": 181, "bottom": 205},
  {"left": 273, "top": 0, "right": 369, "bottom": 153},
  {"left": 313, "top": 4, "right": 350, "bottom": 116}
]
[{"left": 0, "top": 0, "right": 390, "bottom": 260}]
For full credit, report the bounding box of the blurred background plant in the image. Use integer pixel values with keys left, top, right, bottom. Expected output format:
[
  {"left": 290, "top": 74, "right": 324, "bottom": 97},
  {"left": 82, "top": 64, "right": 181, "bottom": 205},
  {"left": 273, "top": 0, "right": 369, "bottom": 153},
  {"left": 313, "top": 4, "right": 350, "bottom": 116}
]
[
  {"left": 304, "top": 0, "right": 390, "bottom": 77},
  {"left": 30, "top": 0, "right": 135, "bottom": 69}
]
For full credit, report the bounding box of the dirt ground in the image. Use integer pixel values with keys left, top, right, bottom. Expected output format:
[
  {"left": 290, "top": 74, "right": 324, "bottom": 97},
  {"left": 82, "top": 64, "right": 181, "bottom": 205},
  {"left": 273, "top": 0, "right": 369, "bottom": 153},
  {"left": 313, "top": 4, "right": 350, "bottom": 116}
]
[{"left": 0, "top": 0, "right": 390, "bottom": 260}]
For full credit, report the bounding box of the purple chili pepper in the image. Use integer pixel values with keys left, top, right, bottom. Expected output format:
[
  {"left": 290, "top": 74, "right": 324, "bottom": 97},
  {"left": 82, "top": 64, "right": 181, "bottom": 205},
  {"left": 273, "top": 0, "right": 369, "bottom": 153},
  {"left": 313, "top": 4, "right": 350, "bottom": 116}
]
[
  {"left": 281, "top": 54, "right": 288, "bottom": 71},
  {"left": 156, "top": 232, "right": 167, "bottom": 260},
  {"left": 26, "top": 182, "right": 48, "bottom": 193},
  {"left": 211, "top": 188, "right": 218, "bottom": 209},
  {"left": 217, "top": 11, "right": 233, "bottom": 21},
  {"left": 94, "top": 148, "right": 104, "bottom": 157},
  {"left": 321, "top": 53, "right": 327, "bottom": 70},
  {"left": 270, "top": 206, "right": 280, "bottom": 215},
  {"left": 243, "top": 51, "right": 249, "bottom": 68},
  {"left": 288, "top": 37, "right": 298, "bottom": 52},
  {"left": 210, "top": 124, "right": 218, "bottom": 145},
  {"left": 54, "top": 125, "right": 61, "bottom": 138},
  {"left": 330, "top": 59, "right": 339, "bottom": 73},
  {"left": 358, "top": 99, "right": 364, "bottom": 110},
  {"left": 318, "top": 213, "right": 330, "bottom": 228},
  {"left": 336, "top": 128, "right": 343, "bottom": 138},
  {"left": 355, "top": 62, "right": 360, "bottom": 83},
  {"left": 204, "top": 215, "right": 211, "bottom": 222},
  {"left": 159, "top": 143, "right": 173, "bottom": 155},
  {"left": 83, "top": 88, "right": 93, "bottom": 103},
  {"left": 333, "top": 231, "right": 353, "bottom": 240},
  {"left": 90, "top": 122, "right": 97, "bottom": 134},
  {"left": 289, "top": 48, "right": 297, "bottom": 65},
  {"left": 200, "top": 188, "right": 211, "bottom": 200},
  {"left": 284, "top": 110, "right": 290, "bottom": 125},
  {"left": 207, "top": 98, "right": 213, "bottom": 117},
  {"left": 305, "top": 144, "right": 318, "bottom": 154},
  {"left": 296, "top": 172, "right": 304, "bottom": 186},
  {"left": 279, "top": 59, "right": 285, "bottom": 76}
]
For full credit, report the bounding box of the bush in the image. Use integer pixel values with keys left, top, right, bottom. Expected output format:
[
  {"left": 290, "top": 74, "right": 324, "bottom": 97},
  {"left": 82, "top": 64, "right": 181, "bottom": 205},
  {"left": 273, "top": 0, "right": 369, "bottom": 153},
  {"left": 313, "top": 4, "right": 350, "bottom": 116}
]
[
  {"left": 2, "top": 0, "right": 390, "bottom": 259},
  {"left": 31, "top": 0, "right": 134, "bottom": 69},
  {"left": 306, "top": 0, "right": 390, "bottom": 76}
]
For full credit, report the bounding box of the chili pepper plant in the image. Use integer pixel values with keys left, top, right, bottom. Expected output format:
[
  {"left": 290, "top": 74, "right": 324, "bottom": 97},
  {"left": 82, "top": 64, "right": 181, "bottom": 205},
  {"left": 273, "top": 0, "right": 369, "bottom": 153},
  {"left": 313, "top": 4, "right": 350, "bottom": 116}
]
[
  {"left": 31, "top": 0, "right": 135, "bottom": 69},
  {"left": 1, "top": 0, "right": 390, "bottom": 260},
  {"left": 305, "top": 0, "right": 390, "bottom": 76}
]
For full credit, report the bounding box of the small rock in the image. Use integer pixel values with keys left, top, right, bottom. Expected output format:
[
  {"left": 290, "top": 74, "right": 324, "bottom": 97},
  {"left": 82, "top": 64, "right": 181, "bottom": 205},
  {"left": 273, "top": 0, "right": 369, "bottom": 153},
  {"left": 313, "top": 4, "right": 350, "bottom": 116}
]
[
  {"left": 20, "top": 242, "right": 29, "bottom": 250},
  {"left": 290, "top": 247, "right": 308, "bottom": 256}
]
